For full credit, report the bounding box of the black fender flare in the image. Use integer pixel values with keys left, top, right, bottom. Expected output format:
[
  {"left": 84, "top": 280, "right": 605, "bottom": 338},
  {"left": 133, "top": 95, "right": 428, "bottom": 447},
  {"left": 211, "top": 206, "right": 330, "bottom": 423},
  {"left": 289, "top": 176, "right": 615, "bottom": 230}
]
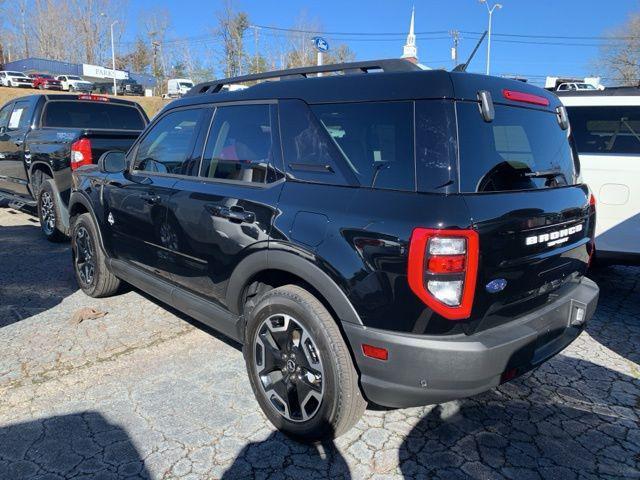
[
  {"left": 68, "top": 191, "right": 107, "bottom": 253},
  {"left": 225, "top": 249, "right": 363, "bottom": 326}
]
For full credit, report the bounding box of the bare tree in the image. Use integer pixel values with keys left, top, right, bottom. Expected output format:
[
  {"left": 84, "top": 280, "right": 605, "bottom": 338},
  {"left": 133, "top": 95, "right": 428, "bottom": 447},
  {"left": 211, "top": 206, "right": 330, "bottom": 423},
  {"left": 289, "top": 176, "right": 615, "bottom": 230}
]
[
  {"left": 597, "top": 12, "right": 640, "bottom": 86},
  {"left": 216, "top": 1, "right": 250, "bottom": 77}
]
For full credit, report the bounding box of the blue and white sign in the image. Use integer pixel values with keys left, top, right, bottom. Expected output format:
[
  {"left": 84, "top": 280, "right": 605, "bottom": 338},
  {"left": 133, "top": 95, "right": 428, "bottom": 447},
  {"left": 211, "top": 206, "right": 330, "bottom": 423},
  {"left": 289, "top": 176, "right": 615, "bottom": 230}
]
[{"left": 313, "top": 37, "right": 330, "bottom": 52}]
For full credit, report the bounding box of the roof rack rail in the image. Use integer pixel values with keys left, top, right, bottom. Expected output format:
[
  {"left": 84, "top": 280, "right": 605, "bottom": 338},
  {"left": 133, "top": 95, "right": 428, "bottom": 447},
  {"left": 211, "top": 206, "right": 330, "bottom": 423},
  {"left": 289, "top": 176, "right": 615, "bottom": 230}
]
[{"left": 187, "top": 58, "right": 422, "bottom": 96}]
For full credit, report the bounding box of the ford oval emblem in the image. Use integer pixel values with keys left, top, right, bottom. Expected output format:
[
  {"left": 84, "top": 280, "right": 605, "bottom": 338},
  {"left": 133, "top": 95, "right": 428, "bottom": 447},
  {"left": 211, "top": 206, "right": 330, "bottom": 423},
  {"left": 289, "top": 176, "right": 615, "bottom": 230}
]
[{"left": 486, "top": 278, "right": 507, "bottom": 293}]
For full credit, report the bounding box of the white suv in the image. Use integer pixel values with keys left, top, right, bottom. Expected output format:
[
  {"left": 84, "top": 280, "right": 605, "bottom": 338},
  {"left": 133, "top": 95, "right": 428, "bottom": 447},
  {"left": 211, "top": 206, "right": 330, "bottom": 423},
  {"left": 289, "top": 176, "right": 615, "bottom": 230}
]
[
  {"left": 0, "top": 71, "right": 34, "bottom": 88},
  {"left": 560, "top": 89, "right": 640, "bottom": 264}
]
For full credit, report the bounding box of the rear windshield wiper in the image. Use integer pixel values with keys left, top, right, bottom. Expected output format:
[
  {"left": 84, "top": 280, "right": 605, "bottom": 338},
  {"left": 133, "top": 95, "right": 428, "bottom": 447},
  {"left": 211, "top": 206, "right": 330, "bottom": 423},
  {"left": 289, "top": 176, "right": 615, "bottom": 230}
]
[{"left": 522, "top": 170, "right": 567, "bottom": 183}]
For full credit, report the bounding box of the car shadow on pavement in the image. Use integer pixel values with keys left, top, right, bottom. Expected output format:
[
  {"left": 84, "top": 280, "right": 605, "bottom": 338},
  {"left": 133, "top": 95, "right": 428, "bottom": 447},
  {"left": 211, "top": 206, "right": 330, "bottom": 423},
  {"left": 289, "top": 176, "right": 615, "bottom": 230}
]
[
  {"left": 586, "top": 265, "right": 640, "bottom": 366},
  {"left": 0, "top": 223, "right": 77, "bottom": 328},
  {"left": 0, "top": 411, "right": 151, "bottom": 479},
  {"left": 399, "top": 355, "right": 640, "bottom": 479},
  {"left": 221, "top": 427, "right": 352, "bottom": 479}
]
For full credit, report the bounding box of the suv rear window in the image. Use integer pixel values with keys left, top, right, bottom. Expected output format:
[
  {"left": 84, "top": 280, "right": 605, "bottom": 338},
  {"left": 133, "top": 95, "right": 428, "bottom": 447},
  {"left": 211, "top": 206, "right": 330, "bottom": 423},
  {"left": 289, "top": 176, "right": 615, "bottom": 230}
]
[
  {"left": 43, "top": 101, "right": 145, "bottom": 130},
  {"left": 457, "top": 102, "right": 577, "bottom": 192},
  {"left": 566, "top": 105, "right": 640, "bottom": 155}
]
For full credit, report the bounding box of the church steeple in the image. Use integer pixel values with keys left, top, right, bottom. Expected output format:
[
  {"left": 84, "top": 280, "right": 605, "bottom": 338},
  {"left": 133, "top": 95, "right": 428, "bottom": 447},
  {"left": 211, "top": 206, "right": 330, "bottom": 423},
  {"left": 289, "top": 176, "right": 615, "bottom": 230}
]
[{"left": 401, "top": 6, "right": 418, "bottom": 62}]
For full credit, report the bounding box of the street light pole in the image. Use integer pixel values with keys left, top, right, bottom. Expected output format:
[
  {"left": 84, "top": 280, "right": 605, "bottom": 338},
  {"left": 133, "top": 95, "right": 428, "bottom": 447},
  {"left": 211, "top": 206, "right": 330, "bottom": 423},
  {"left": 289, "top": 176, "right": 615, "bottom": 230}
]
[
  {"left": 110, "top": 20, "right": 119, "bottom": 96},
  {"left": 479, "top": 0, "right": 502, "bottom": 75}
]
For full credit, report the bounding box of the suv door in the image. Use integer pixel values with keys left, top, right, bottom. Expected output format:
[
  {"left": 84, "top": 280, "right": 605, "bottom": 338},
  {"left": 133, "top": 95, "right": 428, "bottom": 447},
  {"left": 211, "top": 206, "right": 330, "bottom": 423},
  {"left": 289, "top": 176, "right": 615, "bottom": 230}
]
[
  {"left": 0, "top": 100, "right": 32, "bottom": 196},
  {"left": 103, "top": 106, "right": 209, "bottom": 281},
  {"left": 163, "top": 102, "right": 284, "bottom": 308}
]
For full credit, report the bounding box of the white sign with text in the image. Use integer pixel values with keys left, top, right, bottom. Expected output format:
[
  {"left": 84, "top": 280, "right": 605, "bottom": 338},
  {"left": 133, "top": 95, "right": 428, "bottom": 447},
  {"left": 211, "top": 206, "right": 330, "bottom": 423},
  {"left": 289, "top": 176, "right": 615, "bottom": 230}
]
[{"left": 82, "top": 64, "right": 129, "bottom": 80}]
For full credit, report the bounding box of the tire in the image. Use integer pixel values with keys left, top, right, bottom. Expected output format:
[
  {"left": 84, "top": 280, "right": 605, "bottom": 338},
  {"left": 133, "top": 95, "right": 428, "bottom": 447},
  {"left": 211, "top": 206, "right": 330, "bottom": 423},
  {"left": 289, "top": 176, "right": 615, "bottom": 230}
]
[
  {"left": 244, "top": 285, "right": 366, "bottom": 440},
  {"left": 38, "top": 84, "right": 44, "bottom": 90},
  {"left": 8, "top": 80, "right": 13, "bottom": 87},
  {"left": 69, "top": 85, "right": 75, "bottom": 92},
  {"left": 71, "top": 212, "right": 120, "bottom": 297},
  {"left": 37, "top": 179, "right": 67, "bottom": 242}
]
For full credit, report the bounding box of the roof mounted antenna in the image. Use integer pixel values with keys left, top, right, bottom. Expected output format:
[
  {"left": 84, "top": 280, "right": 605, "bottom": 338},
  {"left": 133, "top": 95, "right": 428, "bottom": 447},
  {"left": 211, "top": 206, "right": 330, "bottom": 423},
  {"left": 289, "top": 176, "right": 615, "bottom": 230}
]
[{"left": 452, "top": 31, "right": 487, "bottom": 72}]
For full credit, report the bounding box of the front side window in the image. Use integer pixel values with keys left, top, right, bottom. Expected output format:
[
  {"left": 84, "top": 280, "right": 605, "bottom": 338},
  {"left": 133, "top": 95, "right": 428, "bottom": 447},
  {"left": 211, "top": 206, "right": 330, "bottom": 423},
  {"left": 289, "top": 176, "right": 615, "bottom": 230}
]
[
  {"left": 566, "top": 105, "right": 640, "bottom": 155},
  {"left": 310, "top": 101, "right": 414, "bottom": 191},
  {"left": 8, "top": 101, "right": 32, "bottom": 130},
  {"left": 457, "top": 102, "right": 577, "bottom": 192},
  {"left": 200, "top": 104, "right": 275, "bottom": 184},
  {"left": 0, "top": 104, "right": 13, "bottom": 128},
  {"left": 133, "top": 108, "right": 203, "bottom": 174}
]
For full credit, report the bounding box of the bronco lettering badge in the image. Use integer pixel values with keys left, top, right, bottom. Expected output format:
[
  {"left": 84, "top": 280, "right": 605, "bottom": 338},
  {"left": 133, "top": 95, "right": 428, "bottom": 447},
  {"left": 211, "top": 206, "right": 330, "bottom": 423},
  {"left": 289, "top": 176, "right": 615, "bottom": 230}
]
[{"left": 525, "top": 223, "right": 583, "bottom": 247}]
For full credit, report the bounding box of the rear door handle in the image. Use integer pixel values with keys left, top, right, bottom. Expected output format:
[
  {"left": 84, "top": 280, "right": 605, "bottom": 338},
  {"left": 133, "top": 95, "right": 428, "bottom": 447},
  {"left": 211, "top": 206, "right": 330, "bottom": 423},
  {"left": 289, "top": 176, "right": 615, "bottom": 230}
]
[
  {"left": 205, "top": 204, "right": 255, "bottom": 224},
  {"left": 139, "top": 193, "right": 161, "bottom": 205}
]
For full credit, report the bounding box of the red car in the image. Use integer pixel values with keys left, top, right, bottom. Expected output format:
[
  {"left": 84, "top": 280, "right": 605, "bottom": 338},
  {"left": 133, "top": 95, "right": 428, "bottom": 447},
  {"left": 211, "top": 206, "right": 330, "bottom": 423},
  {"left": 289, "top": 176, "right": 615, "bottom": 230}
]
[{"left": 28, "top": 73, "right": 63, "bottom": 90}]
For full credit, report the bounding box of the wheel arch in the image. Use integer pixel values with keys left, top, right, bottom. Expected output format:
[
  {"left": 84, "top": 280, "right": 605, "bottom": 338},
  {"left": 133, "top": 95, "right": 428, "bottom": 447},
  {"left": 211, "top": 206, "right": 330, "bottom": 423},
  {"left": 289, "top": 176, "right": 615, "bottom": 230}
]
[
  {"left": 68, "top": 191, "right": 106, "bottom": 252},
  {"left": 227, "top": 250, "right": 363, "bottom": 328}
]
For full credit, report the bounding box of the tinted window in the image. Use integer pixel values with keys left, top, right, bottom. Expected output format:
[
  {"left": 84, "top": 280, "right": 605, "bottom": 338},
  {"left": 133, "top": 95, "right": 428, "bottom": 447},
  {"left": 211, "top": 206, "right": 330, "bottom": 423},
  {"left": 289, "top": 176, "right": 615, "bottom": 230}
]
[
  {"left": 310, "top": 102, "right": 414, "bottom": 191},
  {"left": 134, "top": 108, "right": 203, "bottom": 174},
  {"left": 43, "top": 101, "right": 145, "bottom": 130},
  {"left": 457, "top": 102, "right": 577, "bottom": 192},
  {"left": 415, "top": 100, "right": 458, "bottom": 192},
  {"left": 279, "top": 99, "right": 353, "bottom": 186},
  {"left": 0, "top": 104, "right": 12, "bottom": 128},
  {"left": 567, "top": 105, "right": 640, "bottom": 155},
  {"left": 8, "top": 101, "right": 32, "bottom": 130},
  {"left": 200, "top": 104, "right": 275, "bottom": 183}
]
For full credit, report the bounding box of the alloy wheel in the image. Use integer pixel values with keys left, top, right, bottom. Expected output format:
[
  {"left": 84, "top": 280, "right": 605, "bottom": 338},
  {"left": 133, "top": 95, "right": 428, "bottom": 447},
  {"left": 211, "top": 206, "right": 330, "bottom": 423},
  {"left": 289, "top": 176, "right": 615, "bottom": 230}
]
[
  {"left": 74, "top": 226, "right": 96, "bottom": 286},
  {"left": 40, "top": 191, "right": 56, "bottom": 235},
  {"left": 253, "top": 313, "right": 324, "bottom": 422}
]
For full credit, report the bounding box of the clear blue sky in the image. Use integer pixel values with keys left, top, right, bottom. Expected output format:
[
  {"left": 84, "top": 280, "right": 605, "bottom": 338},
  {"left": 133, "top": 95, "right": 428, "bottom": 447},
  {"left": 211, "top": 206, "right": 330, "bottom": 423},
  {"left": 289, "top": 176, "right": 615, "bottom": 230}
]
[{"left": 124, "top": 0, "right": 637, "bottom": 85}]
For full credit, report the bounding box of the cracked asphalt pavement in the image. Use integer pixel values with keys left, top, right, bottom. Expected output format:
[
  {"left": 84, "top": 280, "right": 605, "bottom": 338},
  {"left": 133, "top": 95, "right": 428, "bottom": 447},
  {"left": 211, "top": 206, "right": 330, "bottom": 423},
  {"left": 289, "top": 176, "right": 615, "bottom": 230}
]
[{"left": 1, "top": 206, "right": 639, "bottom": 479}]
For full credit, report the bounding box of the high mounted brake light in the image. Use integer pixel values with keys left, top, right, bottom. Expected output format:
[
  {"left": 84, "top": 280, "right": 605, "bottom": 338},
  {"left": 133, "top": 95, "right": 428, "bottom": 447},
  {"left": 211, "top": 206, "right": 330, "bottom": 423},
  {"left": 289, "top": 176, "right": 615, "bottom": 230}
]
[
  {"left": 407, "top": 228, "right": 479, "bottom": 320},
  {"left": 502, "top": 89, "right": 550, "bottom": 107},
  {"left": 78, "top": 94, "right": 109, "bottom": 102},
  {"left": 70, "top": 138, "right": 93, "bottom": 170}
]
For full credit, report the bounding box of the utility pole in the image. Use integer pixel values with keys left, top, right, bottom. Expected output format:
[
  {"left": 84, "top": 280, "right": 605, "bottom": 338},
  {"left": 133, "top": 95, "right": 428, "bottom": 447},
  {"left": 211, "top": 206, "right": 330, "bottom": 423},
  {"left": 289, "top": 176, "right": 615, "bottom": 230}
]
[
  {"left": 479, "top": 0, "right": 502, "bottom": 75},
  {"left": 110, "top": 21, "right": 119, "bottom": 96},
  {"left": 20, "top": 1, "right": 29, "bottom": 57},
  {"left": 151, "top": 38, "right": 161, "bottom": 96},
  {"left": 449, "top": 30, "right": 460, "bottom": 67},
  {"left": 252, "top": 26, "right": 259, "bottom": 74}
]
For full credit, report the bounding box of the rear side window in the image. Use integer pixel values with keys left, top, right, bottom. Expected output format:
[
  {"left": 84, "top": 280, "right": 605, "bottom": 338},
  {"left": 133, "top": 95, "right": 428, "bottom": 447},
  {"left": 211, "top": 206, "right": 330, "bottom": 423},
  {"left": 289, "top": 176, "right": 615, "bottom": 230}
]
[
  {"left": 0, "top": 103, "right": 13, "bottom": 128},
  {"left": 43, "top": 101, "right": 145, "bottom": 130},
  {"left": 566, "top": 105, "right": 640, "bottom": 155},
  {"left": 457, "top": 102, "right": 577, "bottom": 192},
  {"left": 8, "top": 101, "right": 32, "bottom": 130},
  {"left": 310, "top": 102, "right": 414, "bottom": 191},
  {"left": 200, "top": 104, "right": 276, "bottom": 184}
]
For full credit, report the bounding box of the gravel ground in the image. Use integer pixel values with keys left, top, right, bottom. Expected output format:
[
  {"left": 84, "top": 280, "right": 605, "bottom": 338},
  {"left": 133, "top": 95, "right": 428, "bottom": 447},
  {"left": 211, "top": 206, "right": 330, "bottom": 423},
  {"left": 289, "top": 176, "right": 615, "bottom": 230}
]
[{"left": 0, "top": 205, "right": 639, "bottom": 480}]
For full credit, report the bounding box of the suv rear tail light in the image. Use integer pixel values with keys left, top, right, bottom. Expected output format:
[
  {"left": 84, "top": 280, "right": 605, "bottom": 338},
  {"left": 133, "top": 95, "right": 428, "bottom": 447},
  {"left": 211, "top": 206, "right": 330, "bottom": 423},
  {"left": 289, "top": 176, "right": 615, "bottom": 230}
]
[
  {"left": 70, "top": 138, "right": 93, "bottom": 170},
  {"left": 408, "top": 228, "right": 479, "bottom": 320}
]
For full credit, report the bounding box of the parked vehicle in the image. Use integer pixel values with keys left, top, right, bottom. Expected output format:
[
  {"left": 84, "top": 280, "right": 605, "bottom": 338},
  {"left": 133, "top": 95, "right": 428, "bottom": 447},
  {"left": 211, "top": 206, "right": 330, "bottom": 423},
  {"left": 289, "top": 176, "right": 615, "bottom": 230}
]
[
  {"left": 57, "top": 75, "right": 94, "bottom": 93},
  {"left": 165, "top": 78, "right": 194, "bottom": 98},
  {"left": 0, "top": 94, "right": 148, "bottom": 240},
  {"left": 94, "top": 79, "right": 144, "bottom": 96},
  {"left": 28, "top": 73, "right": 63, "bottom": 90},
  {"left": 559, "top": 87, "right": 640, "bottom": 264},
  {"left": 0, "top": 71, "right": 33, "bottom": 88},
  {"left": 557, "top": 82, "right": 598, "bottom": 92},
  {"left": 69, "top": 60, "right": 599, "bottom": 440}
]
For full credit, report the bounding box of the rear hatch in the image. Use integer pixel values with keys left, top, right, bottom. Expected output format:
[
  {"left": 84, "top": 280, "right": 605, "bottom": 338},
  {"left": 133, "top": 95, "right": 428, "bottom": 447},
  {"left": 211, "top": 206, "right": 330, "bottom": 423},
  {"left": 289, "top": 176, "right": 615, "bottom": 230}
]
[{"left": 450, "top": 76, "right": 594, "bottom": 331}]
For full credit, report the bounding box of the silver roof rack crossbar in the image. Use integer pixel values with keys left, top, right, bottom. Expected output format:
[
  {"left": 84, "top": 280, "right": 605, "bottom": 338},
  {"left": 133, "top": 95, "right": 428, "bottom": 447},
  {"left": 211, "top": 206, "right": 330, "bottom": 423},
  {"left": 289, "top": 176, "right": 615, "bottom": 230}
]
[{"left": 187, "top": 59, "right": 422, "bottom": 96}]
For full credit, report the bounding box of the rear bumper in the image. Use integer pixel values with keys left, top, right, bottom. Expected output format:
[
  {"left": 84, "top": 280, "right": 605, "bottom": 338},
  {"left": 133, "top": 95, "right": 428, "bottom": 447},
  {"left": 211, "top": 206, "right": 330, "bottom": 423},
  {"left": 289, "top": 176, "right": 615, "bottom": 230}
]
[{"left": 343, "top": 277, "right": 599, "bottom": 408}]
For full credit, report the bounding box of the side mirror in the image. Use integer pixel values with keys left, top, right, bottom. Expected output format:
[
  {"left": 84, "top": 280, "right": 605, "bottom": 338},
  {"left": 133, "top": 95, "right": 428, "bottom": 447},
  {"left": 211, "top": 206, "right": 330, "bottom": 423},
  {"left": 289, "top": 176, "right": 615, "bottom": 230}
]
[{"left": 98, "top": 150, "right": 126, "bottom": 173}]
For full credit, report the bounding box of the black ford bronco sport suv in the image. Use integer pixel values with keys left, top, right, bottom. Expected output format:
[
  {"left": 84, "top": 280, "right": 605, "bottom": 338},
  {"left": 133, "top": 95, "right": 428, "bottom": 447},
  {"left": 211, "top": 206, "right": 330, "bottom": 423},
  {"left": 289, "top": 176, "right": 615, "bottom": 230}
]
[{"left": 69, "top": 59, "right": 599, "bottom": 440}]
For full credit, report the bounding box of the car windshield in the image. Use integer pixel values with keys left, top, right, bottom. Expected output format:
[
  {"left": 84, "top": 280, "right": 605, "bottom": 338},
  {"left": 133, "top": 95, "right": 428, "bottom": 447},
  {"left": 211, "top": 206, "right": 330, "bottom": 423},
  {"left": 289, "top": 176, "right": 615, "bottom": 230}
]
[
  {"left": 577, "top": 84, "right": 596, "bottom": 90},
  {"left": 179, "top": 82, "right": 193, "bottom": 88},
  {"left": 567, "top": 105, "right": 640, "bottom": 154},
  {"left": 67, "top": 76, "right": 82, "bottom": 80},
  {"left": 39, "top": 74, "right": 53, "bottom": 79},
  {"left": 7, "top": 71, "right": 24, "bottom": 76},
  {"left": 43, "top": 101, "right": 146, "bottom": 130}
]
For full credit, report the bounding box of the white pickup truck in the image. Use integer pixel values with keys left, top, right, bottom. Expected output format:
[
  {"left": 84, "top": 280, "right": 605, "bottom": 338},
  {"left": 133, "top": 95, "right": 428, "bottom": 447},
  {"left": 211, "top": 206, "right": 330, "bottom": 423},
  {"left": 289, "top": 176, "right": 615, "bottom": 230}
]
[{"left": 56, "top": 75, "right": 94, "bottom": 93}]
